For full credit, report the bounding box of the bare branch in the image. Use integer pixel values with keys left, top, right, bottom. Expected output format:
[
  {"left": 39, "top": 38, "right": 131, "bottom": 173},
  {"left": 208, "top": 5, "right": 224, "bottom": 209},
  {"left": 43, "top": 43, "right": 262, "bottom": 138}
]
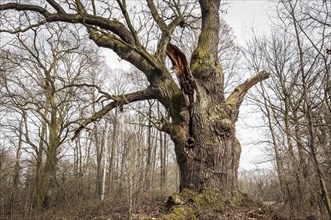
[
  {"left": 146, "top": 0, "right": 167, "bottom": 32},
  {"left": 116, "top": 0, "right": 142, "bottom": 47},
  {"left": 0, "top": 3, "right": 50, "bottom": 15},
  {"left": 87, "top": 27, "right": 160, "bottom": 75},
  {"left": 57, "top": 83, "right": 112, "bottom": 100},
  {"left": 0, "top": 21, "right": 46, "bottom": 34},
  {"left": 46, "top": 0, "right": 66, "bottom": 14},
  {"left": 146, "top": 0, "right": 184, "bottom": 60},
  {"left": 72, "top": 87, "right": 157, "bottom": 140},
  {"left": 226, "top": 71, "right": 270, "bottom": 108},
  {"left": 0, "top": 3, "right": 135, "bottom": 44}
]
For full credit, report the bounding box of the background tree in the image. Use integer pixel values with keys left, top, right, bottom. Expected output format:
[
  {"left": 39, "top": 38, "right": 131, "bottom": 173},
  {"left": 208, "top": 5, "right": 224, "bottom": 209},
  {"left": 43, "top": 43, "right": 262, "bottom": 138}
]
[
  {"left": 0, "top": 22, "right": 104, "bottom": 211},
  {"left": 244, "top": 0, "right": 331, "bottom": 218}
]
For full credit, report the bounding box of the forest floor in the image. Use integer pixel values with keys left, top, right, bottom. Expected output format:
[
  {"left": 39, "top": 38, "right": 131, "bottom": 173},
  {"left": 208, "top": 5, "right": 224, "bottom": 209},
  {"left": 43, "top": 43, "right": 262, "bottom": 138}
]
[
  {"left": 37, "top": 198, "right": 283, "bottom": 220},
  {"left": 3, "top": 193, "right": 298, "bottom": 220}
]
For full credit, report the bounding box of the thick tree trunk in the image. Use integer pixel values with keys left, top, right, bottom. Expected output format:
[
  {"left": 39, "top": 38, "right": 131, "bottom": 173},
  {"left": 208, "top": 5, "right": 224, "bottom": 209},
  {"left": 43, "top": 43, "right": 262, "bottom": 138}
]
[
  {"left": 165, "top": 46, "right": 268, "bottom": 194},
  {"left": 164, "top": 44, "right": 268, "bottom": 194},
  {"left": 170, "top": 99, "right": 240, "bottom": 194},
  {"left": 167, "top": 0, "right": 239, "bottom": 194},
  {"left": 177, "top": 137, "right": 240, "bottom": 194}
]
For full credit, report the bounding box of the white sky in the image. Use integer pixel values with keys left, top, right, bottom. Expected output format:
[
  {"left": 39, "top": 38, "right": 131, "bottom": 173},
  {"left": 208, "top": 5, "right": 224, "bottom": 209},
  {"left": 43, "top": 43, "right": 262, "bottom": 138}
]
[
  {"left": 102, "top": 0, "right": 276, "bottom": 170},
  {"left": 223, "top": 0, "right": 275, "bottom": 45}
]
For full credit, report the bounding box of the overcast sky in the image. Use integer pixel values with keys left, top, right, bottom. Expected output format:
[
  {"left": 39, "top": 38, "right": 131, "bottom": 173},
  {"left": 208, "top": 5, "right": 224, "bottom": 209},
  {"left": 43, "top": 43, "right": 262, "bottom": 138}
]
[{"left": 223, "top": 0, "right": 275, "bottom": 45}]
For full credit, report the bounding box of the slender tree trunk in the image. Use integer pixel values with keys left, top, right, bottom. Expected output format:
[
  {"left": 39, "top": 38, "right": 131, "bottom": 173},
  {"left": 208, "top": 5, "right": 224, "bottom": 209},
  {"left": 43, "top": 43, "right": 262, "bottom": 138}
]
[
  {"left": 74, "top": 137, "right": 83, "bottom": 199},
  {"left": 101, "top": 124, "right": 109, "bottom": 201},
  {"left": 91, "top": 89, "right": 103, "bottom": 199},
  {"left": 8, "top": 116, "right": 23, "bottom": 217},
  {"left": 162, "top": 131, "right": 168, "bottom": 195},
  {"left": 77, "top": 137, "right": 84, "bottom": 198},
  {"left": 137, "top": 114, "right": 145, "bottom": 193},
  {"left": 108, "top": 108, "right": 118, "bottom": 194},
  {"left": 33, "top": 114, "right": 47, "bottom": 211},
  {"left": 145, "top": 101, "right": 153, "bottom": 191},
  {"left": 119, "top": 135, "right": 129, "bottom": 194},
  {"left": 260, "top": 84, "right": 290, "bottom": 208},
  {"left": 159, "top": 102, "right": 167, "bottom": 197},
  {"left": 94, "top": 123, "right": 102, "bottom": 199},
  {"left": 293, "top": 112, "right": 308, "bottom": 178},
  {"left": 284, "top": 97, "right": 303, "bottom": 210},
  {"left": 151, "top": 128, "right": 157, "bottom": 190},
  {"left": 127, "top": 173, "right": 133, "bottom": 220}
]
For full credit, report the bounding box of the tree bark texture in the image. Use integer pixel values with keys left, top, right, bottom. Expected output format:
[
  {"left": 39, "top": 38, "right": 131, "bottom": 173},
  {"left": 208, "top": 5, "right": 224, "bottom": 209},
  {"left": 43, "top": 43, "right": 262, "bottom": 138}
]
[{"left": 172, "top": 104, "right": 241, "bottom": 194}]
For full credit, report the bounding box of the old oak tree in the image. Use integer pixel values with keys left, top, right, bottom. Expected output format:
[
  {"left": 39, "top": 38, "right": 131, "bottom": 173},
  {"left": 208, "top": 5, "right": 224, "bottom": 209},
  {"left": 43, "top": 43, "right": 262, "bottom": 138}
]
[{"left": 0, "top": 0, "right": 269, "bottom": 201}]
